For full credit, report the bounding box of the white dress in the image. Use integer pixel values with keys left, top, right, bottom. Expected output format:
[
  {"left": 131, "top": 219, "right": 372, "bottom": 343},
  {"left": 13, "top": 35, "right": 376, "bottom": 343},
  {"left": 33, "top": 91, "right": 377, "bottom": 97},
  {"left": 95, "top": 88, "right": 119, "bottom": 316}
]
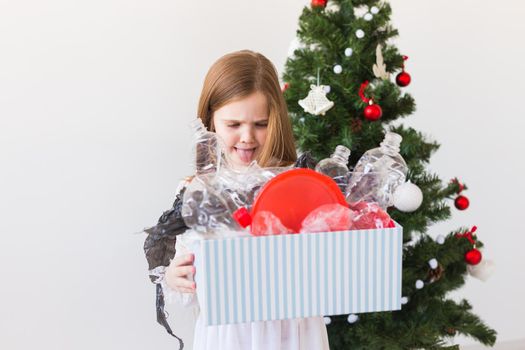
[{"left": 162, "top": 180, "right": 330, "bottom": 350}]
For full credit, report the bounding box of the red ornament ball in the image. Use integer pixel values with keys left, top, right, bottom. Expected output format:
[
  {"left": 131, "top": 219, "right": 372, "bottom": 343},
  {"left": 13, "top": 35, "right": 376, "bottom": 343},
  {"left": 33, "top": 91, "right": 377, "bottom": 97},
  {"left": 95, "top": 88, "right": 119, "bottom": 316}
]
[
  {"left": 364, "top": 104, "right": 383, "bottom": 121},
  {"left": 455, "top": 195, "right": 470, "bottom": 210},
  {"left": 396, "top": 71, "right": 411, "bottom": 87},
  {"left": 311, "top": 0, "right": 328, "bottom": 8},
  {"left": 465, "top": 248, "right": 482, "bottom": 265}
]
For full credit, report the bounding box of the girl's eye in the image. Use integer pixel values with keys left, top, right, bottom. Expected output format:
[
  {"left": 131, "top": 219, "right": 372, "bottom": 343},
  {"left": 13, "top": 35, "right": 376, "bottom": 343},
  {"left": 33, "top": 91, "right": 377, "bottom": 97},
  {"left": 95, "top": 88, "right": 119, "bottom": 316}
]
[
  {"left": 256, "top": 122, "right": 268, "bottom": 128},
  {"left": 227, "top": 124, "right": 240, "bottom": 128}
]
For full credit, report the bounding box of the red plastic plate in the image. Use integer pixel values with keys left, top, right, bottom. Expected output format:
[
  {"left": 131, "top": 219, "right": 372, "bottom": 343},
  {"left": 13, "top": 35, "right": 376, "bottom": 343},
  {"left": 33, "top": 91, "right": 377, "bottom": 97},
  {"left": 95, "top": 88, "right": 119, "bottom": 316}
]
[{"left": 250, "top": 168, "right": 347, "bottom": 233}]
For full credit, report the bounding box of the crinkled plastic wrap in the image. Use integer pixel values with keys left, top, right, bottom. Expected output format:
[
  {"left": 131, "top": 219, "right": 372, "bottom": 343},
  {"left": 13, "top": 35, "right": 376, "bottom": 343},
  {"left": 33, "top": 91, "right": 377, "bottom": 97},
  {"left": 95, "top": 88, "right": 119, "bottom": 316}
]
[
  {"left": 300, "top": 203, "right": 356, "bottom": 233},
  {"left": 143, "top": 187, "right": 188, "bottom": 348},
  {"left": 251, "top": 211, "right": 293, "bottom": 236},
  {"left": 299, "top": 202, "right": 394, "bottom": 233},
  {"left": 144, "top": 187, "right": 188, "bottom": 281},
  {"left": 349, "top": 201, "right": 395, "bottom": 229}
]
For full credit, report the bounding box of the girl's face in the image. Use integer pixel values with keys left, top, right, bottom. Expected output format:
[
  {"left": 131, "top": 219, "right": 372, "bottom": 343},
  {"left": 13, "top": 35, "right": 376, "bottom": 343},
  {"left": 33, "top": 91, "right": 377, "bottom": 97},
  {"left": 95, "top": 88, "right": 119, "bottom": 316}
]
[{"left": 213, "top": 91, "right": 269, "bottom": 168}]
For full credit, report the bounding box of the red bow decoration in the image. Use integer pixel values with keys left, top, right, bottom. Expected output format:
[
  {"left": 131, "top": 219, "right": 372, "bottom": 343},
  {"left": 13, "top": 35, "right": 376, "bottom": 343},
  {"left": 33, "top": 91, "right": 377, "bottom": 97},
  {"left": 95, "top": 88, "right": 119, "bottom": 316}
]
[
  {"left": 450, "top": 177, "right": 465, "bottom": 193},
  {"left": 455, "top": 226, "right": 477, "bottom": 245}
]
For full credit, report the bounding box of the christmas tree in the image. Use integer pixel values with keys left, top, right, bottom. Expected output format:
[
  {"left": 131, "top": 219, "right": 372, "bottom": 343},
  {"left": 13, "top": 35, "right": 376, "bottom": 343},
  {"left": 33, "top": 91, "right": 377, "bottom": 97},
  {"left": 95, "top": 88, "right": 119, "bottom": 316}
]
[{"left": 282, "top": 1, "right": 497, "bottom": 348}]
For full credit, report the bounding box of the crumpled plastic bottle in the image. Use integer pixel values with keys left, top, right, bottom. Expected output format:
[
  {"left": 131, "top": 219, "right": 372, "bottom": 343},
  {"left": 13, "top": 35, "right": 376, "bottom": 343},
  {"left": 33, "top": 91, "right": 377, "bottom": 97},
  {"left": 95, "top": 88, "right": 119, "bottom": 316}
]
[
  {"left": 315, "top": 145, "right": 351, "bottom": 193},
  {"left": 181, "top": 174, "right": 247, "bottom": 234},
  {"left": 190, "top": 118, "right": 224, "bottom": 175},
  {"left": 346, "top": 132, "right": 407, "bottom": 209}
]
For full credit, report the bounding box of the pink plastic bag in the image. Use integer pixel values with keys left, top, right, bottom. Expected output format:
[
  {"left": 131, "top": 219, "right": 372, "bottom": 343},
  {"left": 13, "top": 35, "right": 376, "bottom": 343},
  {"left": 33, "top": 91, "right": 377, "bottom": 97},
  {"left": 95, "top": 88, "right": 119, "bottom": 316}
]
[
  {"left": 251, "top": 211, "right": 294, "bottom": 236},
  {"left": 300, "top": 203, "right": 356, "bottom": 233},
  {"left": 349, "top": 201, "right": 395, "bottom": 229}
]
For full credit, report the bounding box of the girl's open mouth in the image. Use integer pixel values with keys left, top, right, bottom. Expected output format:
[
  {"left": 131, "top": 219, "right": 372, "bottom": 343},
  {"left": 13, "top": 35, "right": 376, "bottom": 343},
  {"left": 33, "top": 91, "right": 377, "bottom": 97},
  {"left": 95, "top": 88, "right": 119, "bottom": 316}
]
[{"left": 234, "top": 147, "right": 256, "bottom": 162}]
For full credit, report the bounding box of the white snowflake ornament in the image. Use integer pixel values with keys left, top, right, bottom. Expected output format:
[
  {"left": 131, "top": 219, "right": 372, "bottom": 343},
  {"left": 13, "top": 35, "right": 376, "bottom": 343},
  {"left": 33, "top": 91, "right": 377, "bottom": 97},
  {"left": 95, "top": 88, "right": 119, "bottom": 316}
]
[{"left": 298, "top": 85, "right": 335, "bottom": 116}]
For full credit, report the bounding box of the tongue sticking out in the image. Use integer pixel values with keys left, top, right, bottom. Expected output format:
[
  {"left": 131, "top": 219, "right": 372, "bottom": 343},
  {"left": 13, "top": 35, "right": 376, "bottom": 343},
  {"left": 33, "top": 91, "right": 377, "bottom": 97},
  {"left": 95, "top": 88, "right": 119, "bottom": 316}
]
[{"left": 236, "top": 148, "right": 255, "bottom": 163}]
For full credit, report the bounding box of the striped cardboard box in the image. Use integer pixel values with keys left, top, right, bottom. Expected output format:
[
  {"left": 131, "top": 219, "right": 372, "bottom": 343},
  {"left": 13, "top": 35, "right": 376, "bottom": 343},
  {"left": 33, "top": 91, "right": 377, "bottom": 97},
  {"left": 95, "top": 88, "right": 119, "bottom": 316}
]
[{"left": 194, "top": 223, "right": 403, "bottom": 326}]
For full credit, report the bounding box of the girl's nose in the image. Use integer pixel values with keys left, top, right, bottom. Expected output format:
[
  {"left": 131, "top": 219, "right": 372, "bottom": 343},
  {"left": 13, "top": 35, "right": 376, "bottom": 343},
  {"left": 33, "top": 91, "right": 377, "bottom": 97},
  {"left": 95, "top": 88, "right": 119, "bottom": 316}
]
[{"left": 240, "top": 126, "right": 255, "bottom": 144}]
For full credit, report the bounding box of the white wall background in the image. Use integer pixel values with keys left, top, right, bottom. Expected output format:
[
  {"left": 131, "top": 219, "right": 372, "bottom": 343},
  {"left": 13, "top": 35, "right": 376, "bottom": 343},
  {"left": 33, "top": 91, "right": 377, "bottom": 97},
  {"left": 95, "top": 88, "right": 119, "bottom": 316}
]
[{"left": 1, "top": 1, "right": 523, "bottom": 349}]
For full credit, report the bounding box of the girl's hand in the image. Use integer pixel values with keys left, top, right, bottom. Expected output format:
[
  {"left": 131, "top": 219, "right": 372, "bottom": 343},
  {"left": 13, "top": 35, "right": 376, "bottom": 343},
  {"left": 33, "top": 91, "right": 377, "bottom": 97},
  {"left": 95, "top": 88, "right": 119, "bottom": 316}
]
[{"left": 166, "top": 253, "right": 197, "bottom": 294}]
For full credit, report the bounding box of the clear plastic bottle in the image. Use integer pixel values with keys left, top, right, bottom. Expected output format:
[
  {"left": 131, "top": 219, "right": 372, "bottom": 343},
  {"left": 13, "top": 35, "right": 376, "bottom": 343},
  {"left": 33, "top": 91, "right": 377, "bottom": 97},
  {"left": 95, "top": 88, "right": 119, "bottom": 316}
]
[
  {"left": 181, "top": 173, "right": 253, "bottom": 235},
  {"left": 182, "top": 120, "right": 268, "bottom": 236},
  {"left": 190, "top": 118, "right": 223, "bottom": 175},
  {"left": 181, "top": 176, "right": 246, "bottom": 234},
  {"left": 315, "top": 145, "right": 351, "bottom": 193},
  {"left": 346, "top": 132, "right": 407, "bottom": 209}
]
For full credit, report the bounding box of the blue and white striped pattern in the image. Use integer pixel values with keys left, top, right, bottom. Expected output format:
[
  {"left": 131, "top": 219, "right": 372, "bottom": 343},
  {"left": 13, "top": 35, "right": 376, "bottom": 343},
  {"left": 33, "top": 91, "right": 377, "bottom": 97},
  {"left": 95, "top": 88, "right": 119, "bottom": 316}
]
[{"left": 195, "top": 224, "right": 403, "bottom": 326}]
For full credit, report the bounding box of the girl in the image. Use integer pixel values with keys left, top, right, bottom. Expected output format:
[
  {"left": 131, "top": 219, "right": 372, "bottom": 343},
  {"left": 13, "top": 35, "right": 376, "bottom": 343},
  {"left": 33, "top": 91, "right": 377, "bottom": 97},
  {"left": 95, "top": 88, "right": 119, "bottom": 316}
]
[{"left": 147, "top": 50, "right": 330, "bottom": 350}]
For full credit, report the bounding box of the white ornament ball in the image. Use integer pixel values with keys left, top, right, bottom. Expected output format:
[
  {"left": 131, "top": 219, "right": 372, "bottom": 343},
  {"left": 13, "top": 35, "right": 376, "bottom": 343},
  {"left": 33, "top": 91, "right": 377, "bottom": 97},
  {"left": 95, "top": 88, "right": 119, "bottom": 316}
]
[
  {"left": 347, "top": 314, "right": 359, "bottom": 323},
  {"left": 323, "top": 316, "right": 332, "bottom": 325},
  {"left": 364, "top": 13, "right": 373, "bottom": 21},
  {"left": 355, "top": 29, "right": 365, "bottom": 39},
  {"left": 333, "top": 64, "right": 343, "bottom": 74},
  {"left": 393, "top": 181, "right": 423, "bottom": 212},
  {"left": 428, "top": 258, "right": 438, "bottom": 270},
  {"left": 436, "top": 235, "right": 445, "bottom": 245},
  {"left": 415, "top": 280, "right": 424, "bottom": 289},
  {"left": 344, "top": 47, "right": 353, "bottom": 57},
  {"left": 323, "top": 85, "right": 331, "bottom": 93},
  {"left": 371, "top": 6, "right": 380, "bottom": 14},
  {"left": 401, "top": 296, "right": 409, "bottom": 305},
  {"left": 299, "top": 117, "right": 305, "bottom": 123}
]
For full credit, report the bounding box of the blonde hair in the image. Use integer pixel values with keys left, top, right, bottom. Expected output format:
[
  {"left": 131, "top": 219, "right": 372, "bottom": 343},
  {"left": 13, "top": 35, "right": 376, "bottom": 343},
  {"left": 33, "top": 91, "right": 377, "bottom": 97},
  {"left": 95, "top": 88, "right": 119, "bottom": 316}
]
[{"left": 197, "top": 50, "right": 297, "bottom": 167}]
